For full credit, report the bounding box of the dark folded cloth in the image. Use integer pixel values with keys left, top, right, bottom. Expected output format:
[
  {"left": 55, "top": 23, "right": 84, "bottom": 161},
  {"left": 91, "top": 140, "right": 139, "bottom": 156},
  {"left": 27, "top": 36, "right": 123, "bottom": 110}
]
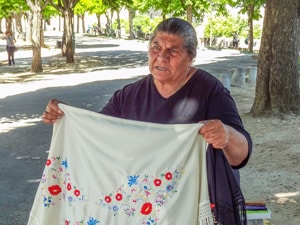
[
  {"left": 245, "top": 201, "right": 266, "bottom": 206},
  {"left": 246, "top": 205, "right": 267, "bottom": 210}
]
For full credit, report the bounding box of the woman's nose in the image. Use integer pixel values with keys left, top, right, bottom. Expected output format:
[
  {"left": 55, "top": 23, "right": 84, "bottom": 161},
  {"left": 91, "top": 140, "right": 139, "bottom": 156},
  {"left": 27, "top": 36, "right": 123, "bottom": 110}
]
[{"left": 157, "top": 49, "right": 169, "bottom": 60}]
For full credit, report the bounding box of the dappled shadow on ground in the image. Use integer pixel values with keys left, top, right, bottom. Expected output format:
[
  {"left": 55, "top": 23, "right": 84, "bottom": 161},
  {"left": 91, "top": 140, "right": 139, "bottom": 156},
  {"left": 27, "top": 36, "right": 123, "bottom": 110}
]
[{"left": 0, "top": 38, "right": 257, "bottom": 84}]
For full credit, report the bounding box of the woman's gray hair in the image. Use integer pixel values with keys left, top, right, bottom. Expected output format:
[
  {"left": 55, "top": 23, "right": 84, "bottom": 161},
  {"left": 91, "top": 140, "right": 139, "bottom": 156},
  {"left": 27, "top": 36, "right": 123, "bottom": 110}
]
[{"left": 150, "top": 18, "right": 198, "bottom": 59}]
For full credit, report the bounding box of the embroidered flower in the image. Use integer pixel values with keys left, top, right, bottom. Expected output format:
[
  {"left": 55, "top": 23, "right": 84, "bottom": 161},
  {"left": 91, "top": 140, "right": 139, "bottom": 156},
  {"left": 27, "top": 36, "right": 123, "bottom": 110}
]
[
  {"left": 68, "top": 196, "right": 73, "bottom": 202},
  {"left": 140, "top": 202, "right": 152, "bottom": 215},
  {"left": 48, "top": 184, "right": 62, "bottom": 196},
  {"left": 87, "top": 217, "right": 100, "bottom": 225},
  {"left": 128, "top": 175, "right": 139, "bottom": 186},
  {"left": 166, "top": 184, "right": 174, "bottom": 192},
  {"left": 154, "top": 178, "right": 162, "bottom": 187},
  {"left": 67, "top": 183, "right": 72, "bottom": 191},
  {"left": 62, "top": 160, "right": 68, "bottom": 168},
  {"left": 144, "top": 217, "right": 158, "bottom": 225},
  {"left": 43, "top": 196, "right": 52, "bottom": 207},
  {"left": 165, "top": 172, "right": 172, "bottom": 180},
  {"left": 46, "top": 159, "right": 51, "bottom": 166},
  {"left": 74, "top": 189, "right": 80, "bottom": 197},
  {"left": 112, "top": 205, "right": 119, "bottom": 212},
  {"left": 105, "top": 195, "right": 112, "bottom": 203},
  {"left": 115, "top": 193, "right": 123, "bottom": 201}
]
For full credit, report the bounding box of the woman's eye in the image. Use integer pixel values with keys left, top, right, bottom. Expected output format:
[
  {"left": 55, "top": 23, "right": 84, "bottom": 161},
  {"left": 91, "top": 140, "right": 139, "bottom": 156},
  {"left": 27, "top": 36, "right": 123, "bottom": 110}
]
[
  {"left": 152, "top": 45, "right": 160, "bottom": 51},
  {"left": 170, "top": 49, "right": 178, "bottom": 55}
]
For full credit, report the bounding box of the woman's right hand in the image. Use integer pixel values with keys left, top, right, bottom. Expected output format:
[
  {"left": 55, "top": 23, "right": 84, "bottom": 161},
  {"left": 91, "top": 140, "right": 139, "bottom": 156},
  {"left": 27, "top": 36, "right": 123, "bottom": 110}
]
[{"left": 42, "top": 99, "right": 65, "bottom": 124}]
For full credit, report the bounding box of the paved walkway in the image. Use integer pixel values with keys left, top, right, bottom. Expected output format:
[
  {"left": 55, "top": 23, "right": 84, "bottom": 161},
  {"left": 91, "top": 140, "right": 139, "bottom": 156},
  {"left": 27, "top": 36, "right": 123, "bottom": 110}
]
[{"left": 0, "top": 32, "right": 258, "bottom": 99}]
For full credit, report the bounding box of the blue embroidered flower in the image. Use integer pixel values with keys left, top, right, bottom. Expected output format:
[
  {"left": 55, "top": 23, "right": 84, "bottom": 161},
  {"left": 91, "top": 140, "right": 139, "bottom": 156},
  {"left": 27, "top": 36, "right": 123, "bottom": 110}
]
[
  {"left": 68, "top": 196, "right": 73, "bottom": 202},
  {"left": 146, "top": 217, "right": 157, "bottom": 225},
  {"left": 61, "top": 159, "right": 68, "bottom": 168},
  {"left": 43, "top": 196, "right": 52, "bottom": 207},
  {"left": 166, "top": 184, "right": 174, "bottom": 192},
  {"left": 128, "top": 175, "right": 139, "bottom": 186},
  {"left": 112, "top": 205, "right": 119, "bottom": 212},
  {"left": 87, "top": 217, "right": 100, "bottom": 225}
]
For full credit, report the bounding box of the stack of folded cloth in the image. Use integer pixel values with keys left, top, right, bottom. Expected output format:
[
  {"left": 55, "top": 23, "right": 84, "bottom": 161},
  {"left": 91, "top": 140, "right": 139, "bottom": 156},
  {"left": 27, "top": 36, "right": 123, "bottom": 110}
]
[{"left": 246, "top": 201, "right": 271, "bottom": 220}]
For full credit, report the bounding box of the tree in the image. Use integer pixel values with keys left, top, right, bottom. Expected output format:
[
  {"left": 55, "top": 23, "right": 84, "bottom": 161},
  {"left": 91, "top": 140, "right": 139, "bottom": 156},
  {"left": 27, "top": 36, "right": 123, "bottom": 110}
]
[
  {"left": 251, "top": 0, "right": 300, "bottom": 115},
  {"left": 74, "top": 0, "right": 94, "bottom": 33},
  {"left": 49, "top": 0, "right": 80, "bottom": 63},
  {"left": 204, "top": 14, "right": 247, "bottom": 38},
  {"left": 228, "top": 0, "right": 265, "bottom": 52},
  {"left": 0, "top": 0, "right": 28, "bottom": 36},
  {"left": 87, "top": 0, "right": 107, "bottom": 34},
  {"left": 25, "top": 0, "right": 50, "bottom": 72}
]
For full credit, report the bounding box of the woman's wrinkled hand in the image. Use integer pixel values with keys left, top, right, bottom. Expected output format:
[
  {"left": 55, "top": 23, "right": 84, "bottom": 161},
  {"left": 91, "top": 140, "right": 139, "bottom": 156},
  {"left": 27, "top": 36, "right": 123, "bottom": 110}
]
[
  {"left": 199, "top": 119, "right": 229, "bottom": 150},
  {"left": 42, "top": 99, "right": 65, "bottom": 124}
]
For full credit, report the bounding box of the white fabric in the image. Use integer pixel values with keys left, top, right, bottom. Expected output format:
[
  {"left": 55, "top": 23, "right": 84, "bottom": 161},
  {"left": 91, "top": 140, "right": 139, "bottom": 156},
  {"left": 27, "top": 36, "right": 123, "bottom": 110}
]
[{"left": 28, "top": 104, "right": 213, "bottom": 225}]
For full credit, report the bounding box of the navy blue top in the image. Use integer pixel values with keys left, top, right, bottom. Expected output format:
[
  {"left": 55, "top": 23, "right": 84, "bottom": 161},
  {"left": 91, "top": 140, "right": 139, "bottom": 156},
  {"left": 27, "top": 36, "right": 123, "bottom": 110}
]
[{"left": 100, "top": 69, "right": 252, "bottom": 169}]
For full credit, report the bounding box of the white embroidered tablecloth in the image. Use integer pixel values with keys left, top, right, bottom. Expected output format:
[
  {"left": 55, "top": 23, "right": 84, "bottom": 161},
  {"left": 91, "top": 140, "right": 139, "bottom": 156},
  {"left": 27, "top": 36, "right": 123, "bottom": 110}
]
[{"left": 28, "top": 104, "right": 213, "bottom": 225}]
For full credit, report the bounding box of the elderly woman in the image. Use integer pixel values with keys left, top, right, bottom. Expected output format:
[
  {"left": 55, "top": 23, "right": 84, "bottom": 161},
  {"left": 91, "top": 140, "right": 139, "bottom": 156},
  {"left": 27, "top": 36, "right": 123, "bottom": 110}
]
[{"left": 43, "top": 18, "right": 251, "bottom": 225}]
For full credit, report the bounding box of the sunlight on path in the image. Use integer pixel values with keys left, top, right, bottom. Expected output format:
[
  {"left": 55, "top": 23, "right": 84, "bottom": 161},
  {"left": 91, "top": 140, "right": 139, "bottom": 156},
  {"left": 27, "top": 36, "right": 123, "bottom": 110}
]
[{"left": 0, "top": 66, "right": 149, "bottom": 99}]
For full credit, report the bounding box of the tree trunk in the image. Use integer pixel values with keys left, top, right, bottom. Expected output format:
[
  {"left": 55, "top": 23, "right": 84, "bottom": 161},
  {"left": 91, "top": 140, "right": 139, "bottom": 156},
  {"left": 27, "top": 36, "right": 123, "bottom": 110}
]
[
  {"left": 251, "top": 0, "right": 300, "bottom": 115},
  {"left": 247, "top": 4, "right": 254, "bottom": 52},
  {"left": 186, "top": 4, "right": 193, "bottom": 23},
  {"left": 81, "top": 15, "right": 85, "bottom": 33},
  {"left": 25, "top": 11, "right": 32, "bottom": 43},
  {"left": 62, "top": 26, "right": 66, "bottom": 57},
  {"left": 117, "top": 10, "right": 121, "bottom": 38},
  {"left": 96, "top": 14, "right": 101, "bottom": 33},
  {"left": 128, "top": 8, "right": 135, "bottom": 39},
  {"left": 76, "top": 15, "right": 80, "bottom": 33},
  {"left": 40, "top": 23, "right": 45, "bottom": 48},
  {"left": 5, "top": 17, "right": 13, "bottom": 32},
  {"left": 15, "top": 13, "right": 23, "bottom": 40},
  {"left": 64, "top": 9, "right": 74, "bottom": 63},
  {"left": 30, "top": 6, "right": 43, "bottom": 72}
]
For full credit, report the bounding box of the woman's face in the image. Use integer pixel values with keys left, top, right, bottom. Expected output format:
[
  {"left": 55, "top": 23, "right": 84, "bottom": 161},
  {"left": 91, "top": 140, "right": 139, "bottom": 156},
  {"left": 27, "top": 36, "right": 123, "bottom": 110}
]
[{"left": 148, "top": 32, "right": 193, "bottom": 83}]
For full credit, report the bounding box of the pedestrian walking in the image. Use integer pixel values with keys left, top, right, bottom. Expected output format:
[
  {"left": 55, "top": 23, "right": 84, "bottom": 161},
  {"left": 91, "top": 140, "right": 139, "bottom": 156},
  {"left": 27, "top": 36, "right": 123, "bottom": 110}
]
[{"left": 3, "top": 30, "right": 16, "bottom": 66}]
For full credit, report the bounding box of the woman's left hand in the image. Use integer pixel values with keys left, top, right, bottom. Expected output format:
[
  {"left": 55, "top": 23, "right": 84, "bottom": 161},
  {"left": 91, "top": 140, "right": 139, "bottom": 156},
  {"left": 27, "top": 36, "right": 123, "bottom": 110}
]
[
  {"left": 199, "top": 119, "right": 229, "bottom": 150},
  {"left": 199, "top": 119, "right": 249, "bottom": 166}
]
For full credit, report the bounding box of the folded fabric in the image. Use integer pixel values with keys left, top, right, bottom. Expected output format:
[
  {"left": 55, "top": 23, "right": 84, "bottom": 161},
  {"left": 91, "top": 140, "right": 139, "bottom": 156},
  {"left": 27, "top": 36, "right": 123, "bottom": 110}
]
[
  {"left": 27, "top": 104, "right": 214, "bottom": 225},
  {"left": 246, "top": 206, "right": 268, "bottom": 210}
]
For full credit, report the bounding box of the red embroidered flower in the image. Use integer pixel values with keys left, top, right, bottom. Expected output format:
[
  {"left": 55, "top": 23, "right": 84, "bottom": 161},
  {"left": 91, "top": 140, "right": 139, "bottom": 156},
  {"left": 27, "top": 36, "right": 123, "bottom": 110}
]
[
  {"left": 46, "top": 159, "right": 51, "bottom": 166},
  {"left": 67, "top": 183, "right": 72, "bottom": 191},
  {"left": 74, "top": 189, "right": 80, "bottom": 197},
  {"left": 140, "top": 202, "right": 152, "bottom": 215},
  {"left": 165, "top": 172, "right": 172, "bottom": 180},
  {"left": 48, "top": 185, "right": 62, "bottom": 196},
  {"left": 210, "top": 203, "right": 215, "bottom": 209},
  {"left": 115, "top": 193, "right": 123, "bottom": 201},
  {"left": 105, "top": 196, "right": 112, "bottom": 203},
  {"left": 154, "top": 178, "right": 162, "bottom": 186},
  {"left": 65, "top": 220, "right": 69, "bottom": 225}
]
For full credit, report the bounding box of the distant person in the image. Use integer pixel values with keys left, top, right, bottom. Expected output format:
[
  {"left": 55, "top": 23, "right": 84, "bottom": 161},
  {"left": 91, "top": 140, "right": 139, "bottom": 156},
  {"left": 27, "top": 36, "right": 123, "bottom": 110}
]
[
  {"left": 3, "top": 30, "right": 16, "bottom": 66},
  {"left": 232, "top": 32, "right": 239, "bottom": 49}
]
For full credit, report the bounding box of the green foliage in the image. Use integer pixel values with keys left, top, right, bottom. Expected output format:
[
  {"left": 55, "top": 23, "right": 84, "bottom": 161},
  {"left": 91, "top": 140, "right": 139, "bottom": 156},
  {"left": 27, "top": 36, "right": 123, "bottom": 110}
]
[
  {"left": 133, "top": 14, "right": 162, "bottom": 35},
  {"left": 204, "top": 14, "right": 248, "bottom": 38},
  {"left": 112, "top": 19, "right": 129, "bottom": 32},
  {"left": 253, "top": 23, "right": 262, "bottom": 39},
  {"left": 228, "top": 0, "right": 265, "bottom": 20},
  {"left": 0, "top": 0, "right": 27, "bottom": 18},
  {"left": 43, "top": 5, "right": 60, "bottom": 19},
  {"left": 87, "top": 0, "right": 107, "bottom": 15}
]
